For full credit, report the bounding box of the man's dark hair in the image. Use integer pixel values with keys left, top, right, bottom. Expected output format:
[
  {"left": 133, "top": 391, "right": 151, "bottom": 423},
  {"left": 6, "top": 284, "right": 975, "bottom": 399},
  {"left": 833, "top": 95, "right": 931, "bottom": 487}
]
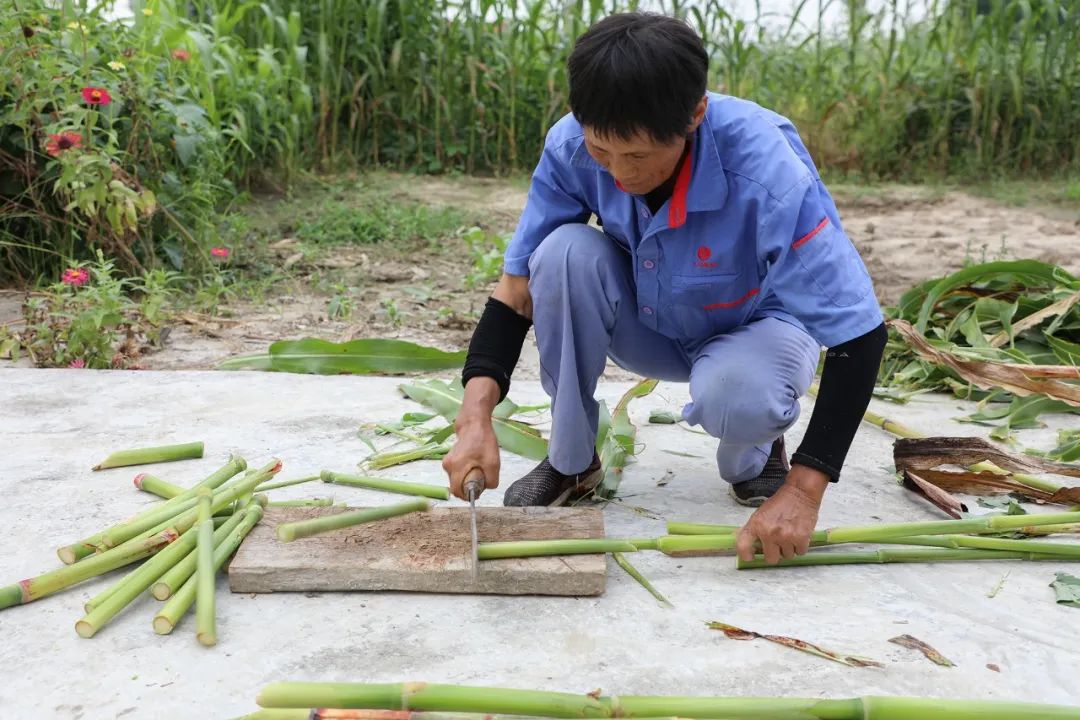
[{"left": 567, "top": 13, "right": 709, "bottom": 143}]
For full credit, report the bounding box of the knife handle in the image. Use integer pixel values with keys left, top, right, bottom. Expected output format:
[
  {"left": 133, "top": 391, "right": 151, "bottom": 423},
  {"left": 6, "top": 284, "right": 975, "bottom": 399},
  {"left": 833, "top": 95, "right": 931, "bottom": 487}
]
[{"left": 463, "top": 469, "right": 485, "bottom": 501}]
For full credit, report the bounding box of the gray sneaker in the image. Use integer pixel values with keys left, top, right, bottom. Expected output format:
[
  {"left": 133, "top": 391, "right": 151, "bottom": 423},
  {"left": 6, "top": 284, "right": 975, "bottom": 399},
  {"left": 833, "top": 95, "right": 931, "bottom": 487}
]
[
  {"left": 503, "top": 453, "right": 603, "bottom": 507},
  {"left": 729, "top": 437, "right": 789, "bottom": 507}
]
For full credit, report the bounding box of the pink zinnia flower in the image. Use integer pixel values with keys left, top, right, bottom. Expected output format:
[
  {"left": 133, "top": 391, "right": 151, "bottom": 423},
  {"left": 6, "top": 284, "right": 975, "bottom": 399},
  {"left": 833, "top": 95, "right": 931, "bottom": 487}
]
[
  {"left": 81, "top": 87, "right": 112, "bottom": 106},
  {"left": 68, "top": 358, "right": 86, "bottom": 369},
  {"left": 210, "top": 247, "right": 230, "bottom": 258},
  {"left": 61, "top": 268, "right": 90, "bottom": 286},
  {"left": 171, "top": 48, "right": 190, "bottom": 62},
  {"left": 46, "top": 132, "right": 83, "bottom": 157}
]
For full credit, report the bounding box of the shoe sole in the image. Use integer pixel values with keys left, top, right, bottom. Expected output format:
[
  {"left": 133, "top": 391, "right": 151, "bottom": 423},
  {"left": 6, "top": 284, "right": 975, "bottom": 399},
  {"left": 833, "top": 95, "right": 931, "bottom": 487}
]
[
  {"left": 728, "top": 483, "right": 768, "bottom": 508},
  {"left": 548, "top": 467, "right": 604, "bottom": 507}
]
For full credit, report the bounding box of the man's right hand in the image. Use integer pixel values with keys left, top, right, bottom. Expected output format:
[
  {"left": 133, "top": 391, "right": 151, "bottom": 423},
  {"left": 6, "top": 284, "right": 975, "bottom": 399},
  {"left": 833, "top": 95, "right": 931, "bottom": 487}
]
[
  {"left": 443, "top": 378, "right": 503, "bottom": 500},
  {"left": 444, "top": 273, "right": 531, "bottom": 500}
]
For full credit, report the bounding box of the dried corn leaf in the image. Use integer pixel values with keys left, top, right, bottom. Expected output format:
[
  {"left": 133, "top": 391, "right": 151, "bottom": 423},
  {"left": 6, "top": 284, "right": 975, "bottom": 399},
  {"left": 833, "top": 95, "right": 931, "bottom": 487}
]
[
  {"left": 901, "top": 471, "right": 967, "bottom": 518},
  {"left": 905, "top": 468, "right": 1080, "bottom": 505},
  {"left": 895, "top": 437, "right": 1080, "bottom": 511},
  {"left": 706, "top": 621, "right": 882, "bottom": 668},
  {"left": 1048, "top": 487, "right": 1080, "bottom": 504},
  {"left": 894, "top": 437, "right": 1080, "bottom": 479},
  {"left": 909, "top": 469, "right": 1046, "bottom": 498},
  {"left": 890, "top": 320, "right": 1080, "bottom": 406},
  {"left": 988, "top": 291, "right": 1080, "bottom": 347},
  {"left": 889, "top": 634, "right": 956, "bottom": 667}
]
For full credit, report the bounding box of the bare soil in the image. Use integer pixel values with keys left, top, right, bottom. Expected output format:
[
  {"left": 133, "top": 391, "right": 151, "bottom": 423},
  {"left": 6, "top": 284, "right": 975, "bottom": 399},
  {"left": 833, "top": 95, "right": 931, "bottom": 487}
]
[{"left": 2, "top": 175, "right": 1077, "bottom": 376}]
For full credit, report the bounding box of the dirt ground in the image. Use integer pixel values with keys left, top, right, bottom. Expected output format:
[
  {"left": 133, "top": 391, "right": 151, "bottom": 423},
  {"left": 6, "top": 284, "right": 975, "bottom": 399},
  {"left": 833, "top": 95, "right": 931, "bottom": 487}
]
[{"left": 2, "top": 175, "right": 1078, "bottom": 374}]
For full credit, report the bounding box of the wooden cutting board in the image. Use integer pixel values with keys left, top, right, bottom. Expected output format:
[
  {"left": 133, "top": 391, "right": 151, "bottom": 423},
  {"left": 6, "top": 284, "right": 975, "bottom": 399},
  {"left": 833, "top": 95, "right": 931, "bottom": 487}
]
[{"left": 227, "top": 505, "right": 606, "bottom": 596}]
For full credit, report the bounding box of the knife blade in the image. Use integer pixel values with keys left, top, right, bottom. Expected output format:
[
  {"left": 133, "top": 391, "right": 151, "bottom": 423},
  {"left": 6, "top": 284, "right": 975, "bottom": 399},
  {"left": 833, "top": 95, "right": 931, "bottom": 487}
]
[{"left": 463, "top": 469, "right": 485, "bottom": 582}]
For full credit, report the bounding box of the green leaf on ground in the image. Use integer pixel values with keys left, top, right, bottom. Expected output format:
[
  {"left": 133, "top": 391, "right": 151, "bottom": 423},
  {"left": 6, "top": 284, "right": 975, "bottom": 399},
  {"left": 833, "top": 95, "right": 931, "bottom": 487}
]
[
  {"left": 1050, "top": 572, "right": 1080, "bottom": 608},
  {"left": 976, "top": 496, "right": 1029, "bottom": 515},
  {"left": 218, "top": 338, "right": 466, "bottom": 374},
  {"left": 399, "top": 379, "right": 548, "bottom": 460},
  {"left": 595, "top": 379, "right": 659, "bottom": 499},
  {"left": 649, "top": 410, "right": 681, "bottom": 424}
]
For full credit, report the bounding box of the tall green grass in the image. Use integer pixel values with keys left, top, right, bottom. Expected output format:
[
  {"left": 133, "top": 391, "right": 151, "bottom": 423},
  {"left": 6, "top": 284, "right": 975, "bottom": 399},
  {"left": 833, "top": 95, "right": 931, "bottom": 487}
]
[
  {"left": 2, "top": 0, "right": 1077, "bottom": 284},
  {"left": 202, "top": 0, "right": 1080, "bottom": 179}
]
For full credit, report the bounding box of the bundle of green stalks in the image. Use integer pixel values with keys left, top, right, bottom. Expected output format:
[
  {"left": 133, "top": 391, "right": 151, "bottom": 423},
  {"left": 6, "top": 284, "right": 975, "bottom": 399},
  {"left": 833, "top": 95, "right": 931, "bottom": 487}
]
[
  {"left": 470, "top": 512, "right": 1080, "bottom": 570},
  {"left": 242, "top": 681, "right": 1080, "bottom": 719},
  {"left": 0, "top": 456, "right": 281, "bottom": 647}
]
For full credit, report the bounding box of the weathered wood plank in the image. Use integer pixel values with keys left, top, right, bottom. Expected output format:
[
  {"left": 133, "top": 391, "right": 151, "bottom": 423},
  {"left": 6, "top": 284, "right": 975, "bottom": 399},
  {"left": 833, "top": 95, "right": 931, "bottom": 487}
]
[{"left": 228, "top": 506, "right": 606, "bottom": 596}]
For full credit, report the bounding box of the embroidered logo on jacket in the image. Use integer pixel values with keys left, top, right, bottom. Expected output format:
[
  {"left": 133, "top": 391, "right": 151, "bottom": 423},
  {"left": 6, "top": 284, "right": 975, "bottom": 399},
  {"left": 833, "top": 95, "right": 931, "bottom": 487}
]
[{"left": 695, "top": 246, "right": 718, "bottom": 269}]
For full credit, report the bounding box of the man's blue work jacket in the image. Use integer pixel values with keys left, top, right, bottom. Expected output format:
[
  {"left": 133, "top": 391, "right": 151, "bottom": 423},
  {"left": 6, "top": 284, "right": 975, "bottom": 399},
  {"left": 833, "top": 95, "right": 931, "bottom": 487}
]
[{"left": 503, "top": 92, "right": 884, "bottom": 349}]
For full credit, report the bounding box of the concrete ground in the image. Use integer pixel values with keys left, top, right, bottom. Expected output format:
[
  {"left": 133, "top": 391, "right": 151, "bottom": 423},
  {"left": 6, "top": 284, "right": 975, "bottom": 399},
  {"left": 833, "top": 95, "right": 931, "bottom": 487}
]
[{"left": 1, "top": 368, "right": 1078, "bottom": 719}]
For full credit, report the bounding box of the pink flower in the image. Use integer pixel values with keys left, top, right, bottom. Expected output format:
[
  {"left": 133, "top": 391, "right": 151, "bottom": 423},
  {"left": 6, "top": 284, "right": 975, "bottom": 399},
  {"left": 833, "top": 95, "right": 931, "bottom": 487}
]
[
  {"left": 210, "top": 247, "right": 230, "bottom": 258},
  {"left": 81, "top": 87, "right": 112, "bottom": 105},
  {"left": 68, "top": 358, "right": 86, "bottom": 368},
  {"left": 46, "top": 132, "right": 83, "bottom": 157},
  {"left": 61, "top": 268, "right": 90, "bottom": 286},
  {"left": 171, "top": 48, "right": 190, "bottom": 62}
]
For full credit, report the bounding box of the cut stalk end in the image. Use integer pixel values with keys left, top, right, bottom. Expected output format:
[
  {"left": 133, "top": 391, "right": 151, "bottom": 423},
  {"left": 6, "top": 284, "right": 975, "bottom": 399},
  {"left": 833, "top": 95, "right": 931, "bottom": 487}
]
[
  {"left": 152, "top": 615, "right": 174, "bottom": 635},
  {"left": 151, "top": 583, "right": 171, "bottom": 601},
  {"left": 74, "top": 620, "right": 96, "bottom": 639},
  {"left": 197, "top": 630, "right": 218, "bottom": 647}
]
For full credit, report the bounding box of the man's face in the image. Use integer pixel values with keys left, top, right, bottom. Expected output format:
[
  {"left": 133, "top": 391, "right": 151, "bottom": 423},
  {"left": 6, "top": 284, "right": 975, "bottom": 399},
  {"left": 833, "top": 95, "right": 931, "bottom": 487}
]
[{"left": 583, "top": 127, "right": 686, "bottom": 196}]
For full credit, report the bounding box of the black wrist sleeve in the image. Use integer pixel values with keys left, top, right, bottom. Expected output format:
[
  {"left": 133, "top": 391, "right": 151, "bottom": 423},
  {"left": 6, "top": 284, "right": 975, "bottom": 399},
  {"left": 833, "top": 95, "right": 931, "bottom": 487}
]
[
  {"left": 791, "top": 321, "right": 888, "bottom": 481},
  {"left": 462, "top": 297, "right": 532, "bottom": 402}
]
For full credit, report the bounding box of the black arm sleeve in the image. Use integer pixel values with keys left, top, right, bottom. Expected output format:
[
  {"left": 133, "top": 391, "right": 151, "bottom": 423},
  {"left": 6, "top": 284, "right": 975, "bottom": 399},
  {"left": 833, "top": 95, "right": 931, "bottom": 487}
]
[
  {"left": 461, "top": 297, "right": 533, "bottom": 402},
  {"left": 790, "top": 321, "right": 888, "bottom": 481}
]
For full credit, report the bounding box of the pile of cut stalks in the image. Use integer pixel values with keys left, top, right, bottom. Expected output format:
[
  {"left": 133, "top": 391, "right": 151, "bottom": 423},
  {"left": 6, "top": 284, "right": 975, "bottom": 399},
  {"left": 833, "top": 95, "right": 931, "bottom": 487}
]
[
  {"left": 0, "top": 448, "right": 282, "bottom": 645},
  {"left": 0, "top": 442, "right": 460, "bottom": 644}
]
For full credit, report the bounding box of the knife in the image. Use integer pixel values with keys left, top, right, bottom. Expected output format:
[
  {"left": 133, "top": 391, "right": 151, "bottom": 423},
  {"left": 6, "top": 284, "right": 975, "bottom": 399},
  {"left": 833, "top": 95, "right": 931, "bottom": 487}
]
[{"left": 463, "top": 469, "right": 485, "bottom": 582}]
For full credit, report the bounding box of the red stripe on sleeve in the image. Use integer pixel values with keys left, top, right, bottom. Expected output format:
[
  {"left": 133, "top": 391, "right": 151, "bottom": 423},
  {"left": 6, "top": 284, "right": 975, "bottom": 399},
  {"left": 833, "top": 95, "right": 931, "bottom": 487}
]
[{"left": 792, "top": 217, "right": 830, "bottom": 249}]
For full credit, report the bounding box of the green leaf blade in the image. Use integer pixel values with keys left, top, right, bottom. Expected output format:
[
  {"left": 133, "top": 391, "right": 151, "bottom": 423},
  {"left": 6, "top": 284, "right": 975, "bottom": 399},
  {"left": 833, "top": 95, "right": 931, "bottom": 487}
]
[{"left": 218, "top": 339, "right": 466, "bottom": 374}]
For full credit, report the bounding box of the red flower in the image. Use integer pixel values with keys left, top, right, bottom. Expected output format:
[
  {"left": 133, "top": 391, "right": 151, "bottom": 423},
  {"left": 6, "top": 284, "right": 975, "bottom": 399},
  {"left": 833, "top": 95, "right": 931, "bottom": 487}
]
[
  {"left": 68, "top": 358, "right": 86, "bottom": 369},
  {"left": 171, "top": 49, "right": 190, "bottom": 62},
  {"left": 81, "top": 87, "right": 112, "bottom": 105},
  {"left": 61, "top": 268, "right": 90, "bottom": 286},
  {"left": 45, "top": 132, "right": 83, "bottom": 157},
  {"left": 210, "top": 247, "right": 230, "bottom": 258}
]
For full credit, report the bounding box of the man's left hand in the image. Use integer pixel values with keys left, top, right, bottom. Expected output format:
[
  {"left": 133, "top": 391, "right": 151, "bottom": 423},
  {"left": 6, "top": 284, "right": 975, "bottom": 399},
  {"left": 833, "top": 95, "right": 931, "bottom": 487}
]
[{"left": 736, "top": 465, "right": 830, "bottom": 565}]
